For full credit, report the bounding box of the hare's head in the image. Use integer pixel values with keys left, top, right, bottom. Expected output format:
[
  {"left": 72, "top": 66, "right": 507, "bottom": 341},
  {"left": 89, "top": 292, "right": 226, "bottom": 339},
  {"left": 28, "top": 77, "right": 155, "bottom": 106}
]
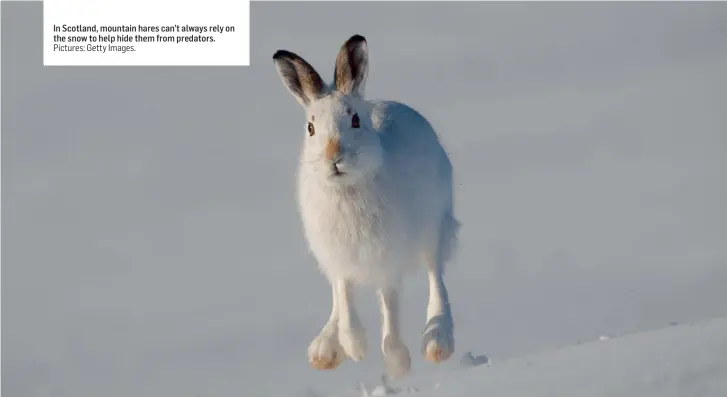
[{"left": 273, "top": 35, "right": 383, "bottom": 185}]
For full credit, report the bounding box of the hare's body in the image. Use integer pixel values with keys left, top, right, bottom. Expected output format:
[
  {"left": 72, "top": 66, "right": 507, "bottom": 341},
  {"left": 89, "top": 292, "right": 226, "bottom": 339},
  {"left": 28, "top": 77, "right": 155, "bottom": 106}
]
[
  {"left": 273, "top": 35, "right": 459, "bottom": 379},
  {"left": 299, "top": 101, "right": 458, "bottom": 288}
]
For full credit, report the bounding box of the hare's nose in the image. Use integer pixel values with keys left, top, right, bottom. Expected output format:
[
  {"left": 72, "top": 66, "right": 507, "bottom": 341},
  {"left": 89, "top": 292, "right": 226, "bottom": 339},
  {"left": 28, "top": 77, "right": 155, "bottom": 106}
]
[{"left": 324, "top": 137, "right": 342, "bottom": 163}]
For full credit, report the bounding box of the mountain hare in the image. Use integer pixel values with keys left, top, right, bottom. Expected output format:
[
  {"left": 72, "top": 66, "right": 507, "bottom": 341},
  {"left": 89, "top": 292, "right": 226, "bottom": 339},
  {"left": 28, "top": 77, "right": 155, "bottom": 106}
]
[{"left": 272, "top": 34, "right": 460, "bottom": 379}]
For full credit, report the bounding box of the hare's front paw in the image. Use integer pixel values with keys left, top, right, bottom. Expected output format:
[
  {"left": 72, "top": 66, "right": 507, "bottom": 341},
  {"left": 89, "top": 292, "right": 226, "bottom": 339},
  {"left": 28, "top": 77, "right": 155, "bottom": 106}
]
[
  {"left": 422, "top": 313, "right": 454, "bottom": 363},
  {"left": 338, "top": 325, "right": 367, "bottom": 362},
  {"left": 308, "top": 329, "right": 345, "bottom": 370},
  {"left": 382, "top": 334, "right": 411, "bottom": 379}
]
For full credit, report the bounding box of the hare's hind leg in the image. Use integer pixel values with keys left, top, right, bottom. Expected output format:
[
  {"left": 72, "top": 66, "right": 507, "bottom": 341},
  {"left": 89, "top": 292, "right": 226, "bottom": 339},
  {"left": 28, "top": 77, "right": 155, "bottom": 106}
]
[
  {"left": 421, "top": 240, "right": 455, "bottom": 363},
  {"left": 377, "top": 287, "right": 411, "bottom": 379}
]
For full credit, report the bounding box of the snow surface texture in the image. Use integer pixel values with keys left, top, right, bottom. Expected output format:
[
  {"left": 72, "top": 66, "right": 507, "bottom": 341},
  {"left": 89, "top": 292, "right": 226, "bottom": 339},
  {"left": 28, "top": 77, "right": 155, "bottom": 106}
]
[
  {"left": 2, "top": 2, "right": 727, "bottom": 397},
  {"left": 352, "top": 318, "right": 727, "bottom": 397}
]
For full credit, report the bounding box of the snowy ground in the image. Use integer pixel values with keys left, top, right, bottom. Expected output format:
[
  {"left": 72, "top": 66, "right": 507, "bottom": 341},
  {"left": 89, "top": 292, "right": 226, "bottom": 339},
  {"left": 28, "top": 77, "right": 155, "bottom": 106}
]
[
  {"left": 350, "top": 317, "right": 727, "bottom": 397},
  {"left": 3, "top": 2, "right": 727, "bottom": 397}
]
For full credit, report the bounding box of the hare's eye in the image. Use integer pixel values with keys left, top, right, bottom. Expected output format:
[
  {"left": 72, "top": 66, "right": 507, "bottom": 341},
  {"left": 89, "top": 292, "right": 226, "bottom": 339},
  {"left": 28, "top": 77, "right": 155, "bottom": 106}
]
[
  {"left": 307, "top": 122, "right": 315, "bottom": 137},
  {"left": 351, "top": 113, "right": 360, "bottom": 129}
]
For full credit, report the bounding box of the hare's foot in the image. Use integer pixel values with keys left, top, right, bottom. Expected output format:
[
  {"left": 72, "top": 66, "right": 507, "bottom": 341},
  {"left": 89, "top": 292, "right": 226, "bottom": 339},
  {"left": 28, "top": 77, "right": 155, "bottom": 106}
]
[
  {"left": 378, "top": 287, "right": 411, "bottom": 379},
  {"left": 422, "top": 248, "right": 455, "bottom": 363},
  {"left": 309, "top": 279, "right": 348, "bottom": 370},
  {"left": 308, "top": 327, "right": 345, "bottom": 370},
  {"left": 382, "top": 334, "right": 411, "bottom": 379},
  {"left": 338, "top": 325, "right": 367, "bottom": 361},
  {"left": 422, "top": 313, "right": 454, "bottom": 363}
]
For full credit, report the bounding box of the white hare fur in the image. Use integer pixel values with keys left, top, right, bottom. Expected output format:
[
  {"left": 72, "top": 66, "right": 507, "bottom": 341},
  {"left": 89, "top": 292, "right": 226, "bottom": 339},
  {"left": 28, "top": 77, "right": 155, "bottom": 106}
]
[{"left": 273, "top": 34, "right": 460, "bottom": 379}]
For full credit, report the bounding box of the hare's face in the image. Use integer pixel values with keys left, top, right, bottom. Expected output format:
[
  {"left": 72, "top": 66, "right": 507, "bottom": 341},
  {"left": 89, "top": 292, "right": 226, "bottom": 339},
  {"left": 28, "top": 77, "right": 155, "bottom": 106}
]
[
  {"left": 301, "top": 93, "right": 383, "bottom": 184},
  {"left": 273, "top": 35, "right": 373, "bottom": 185}
]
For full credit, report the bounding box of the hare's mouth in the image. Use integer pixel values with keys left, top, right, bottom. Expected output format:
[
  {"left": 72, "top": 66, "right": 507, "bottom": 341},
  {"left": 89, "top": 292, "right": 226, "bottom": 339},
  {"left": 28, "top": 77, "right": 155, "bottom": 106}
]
[{"left": 331, "top": 164, "right": 346, "bottom": 177}]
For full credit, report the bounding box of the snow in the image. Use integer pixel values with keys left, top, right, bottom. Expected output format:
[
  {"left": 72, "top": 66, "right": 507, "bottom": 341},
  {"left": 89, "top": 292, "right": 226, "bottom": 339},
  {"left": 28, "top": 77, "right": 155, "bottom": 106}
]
[
  {"left": 352, "top": 318, "right": 727, "bottom": 397},
  {"left": 3, "top": 2, "right": 727, "bottom": 397}
]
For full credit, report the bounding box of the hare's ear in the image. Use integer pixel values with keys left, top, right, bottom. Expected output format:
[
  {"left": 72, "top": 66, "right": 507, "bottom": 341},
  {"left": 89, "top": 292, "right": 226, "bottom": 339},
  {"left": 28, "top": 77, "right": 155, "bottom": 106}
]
[
  {"left": 273, "top": 50, "right": 327, "bottom": 107},
  {"left": 334, "top": 35, "right": 368, "bottom": 97}
]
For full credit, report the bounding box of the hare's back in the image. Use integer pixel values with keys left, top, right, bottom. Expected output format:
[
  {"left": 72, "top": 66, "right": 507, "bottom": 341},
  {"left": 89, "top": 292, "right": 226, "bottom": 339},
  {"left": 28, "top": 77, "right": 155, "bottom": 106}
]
[
  {"left": 370, "top": 100, "right": 452, "bottom": 181},
  {"left": 369, "top": 100, "right": 454, "bottom": 234}
]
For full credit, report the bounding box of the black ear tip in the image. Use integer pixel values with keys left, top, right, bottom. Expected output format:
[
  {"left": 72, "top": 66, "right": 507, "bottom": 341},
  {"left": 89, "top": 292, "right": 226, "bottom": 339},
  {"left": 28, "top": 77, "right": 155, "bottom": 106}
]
[
  {"left": 347, "top": 34, "right": 367, "bottom": 45},
  {"left": 273, "top": 49, "right": 294, "bottom": 61}
]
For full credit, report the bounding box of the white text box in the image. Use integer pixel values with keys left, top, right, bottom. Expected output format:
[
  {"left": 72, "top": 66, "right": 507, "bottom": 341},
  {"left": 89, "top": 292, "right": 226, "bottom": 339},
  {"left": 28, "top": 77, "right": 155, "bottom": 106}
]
[{"left": 44, "top": 0, "right": 250, "bottom": 66}]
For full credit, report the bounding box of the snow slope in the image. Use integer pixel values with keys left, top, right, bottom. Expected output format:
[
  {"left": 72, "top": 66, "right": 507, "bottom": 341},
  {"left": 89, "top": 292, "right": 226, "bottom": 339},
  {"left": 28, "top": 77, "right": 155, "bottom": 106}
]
[
  {"left": 3, "top": 2, "right": 727, "bottom": 397},
  {"left": 350, "top": 317, "right": 727, "bottom": 397}
]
